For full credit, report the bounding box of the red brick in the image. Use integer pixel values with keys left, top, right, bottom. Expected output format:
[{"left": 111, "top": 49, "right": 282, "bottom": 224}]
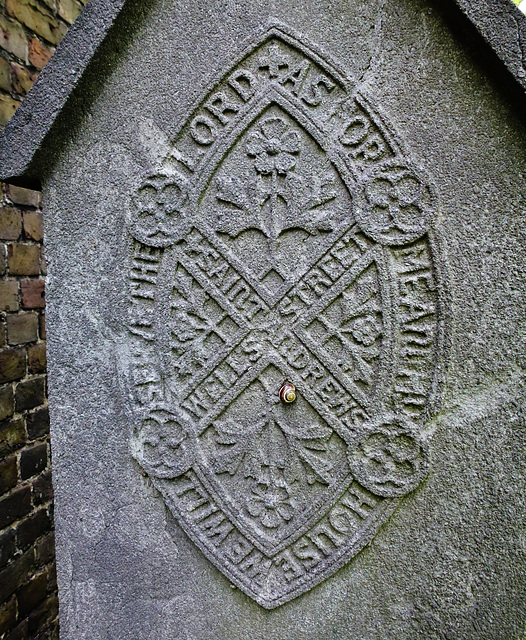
[
  {"left": 22, "top": 210, "right": 43, "bottom": 241},
  {"left": 0, "top": 207, "right": 22, "bottom": 241},
  {"left": 38, "top": 313, "right": 46, "bottom": 340},
  {"left": 0, "top": 486, "right": 31, "bottom": 529},
  {"left": 5, "top": 185, "right": 40, "bottom": 208},
  {"left": 28, "top": 343, "right": 46, "bottom": 373},
  {"left": 10, "top": 61, "right": 36, "bottom": 95},
  {"left": 15, "top": 375, "right": 45, "bottom": 411},
  {"left": 0, "top": 280, "right": 19, "bottom": 312},
  {"left": 0, "top": 348, "right": 26, "bottom": 383},
  {"left": 21, "top": 279, "right": 45, "bottom": 308},
  {"left": 0, "top": 457, "right": 17, "bottom": 495},
  {"left": 28, "top": 38, "right": 54, "bottom": 71},
  {"left": 20, "top": 443, "right": 47, "bottom": 480},
  {"left": 0, "top": 418, "right": 25, "bottom": 455},
  {"left": 7, "top": 312, "right": 38, "bottom": 344},
  {"left": 7, "top": 244, "right": 40, "bottom": 276},
  {"left": 0, "top": 595, "right": 16, "bottom": 636},
  {"left": 0, "top": 384, "right": 14, "bottom": 421}
]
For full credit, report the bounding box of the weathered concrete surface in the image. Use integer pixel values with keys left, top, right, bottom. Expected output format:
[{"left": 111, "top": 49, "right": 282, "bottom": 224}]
[{"left": 17, "top": 0, "right": 526, "bottom": 637}]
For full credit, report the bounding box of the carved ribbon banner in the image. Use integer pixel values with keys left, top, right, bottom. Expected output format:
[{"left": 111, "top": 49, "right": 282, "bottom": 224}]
[{"left": 125, "top": 23, "right": 447, "bottom": 609}]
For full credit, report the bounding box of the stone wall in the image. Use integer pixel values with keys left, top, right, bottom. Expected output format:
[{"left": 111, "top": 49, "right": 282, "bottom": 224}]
[{"left": 0, "top": 1, "right": 84, "bottom": 638}]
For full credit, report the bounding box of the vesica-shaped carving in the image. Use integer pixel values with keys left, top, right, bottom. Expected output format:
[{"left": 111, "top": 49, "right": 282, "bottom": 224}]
[
  {"left": 125, "top": 23, "right": 447, "bottom": 609},
  {"left": 348, "top": 415, "right": 429, "bottom": 497},
  {"left": 134, "top": 411, "right": 194, "bottom": 478},
  {"left": 355, "top": 163, "right": 435, "bottom": 245},
  {"left": 128, "top": 173, "right": 189, "bottom": 247}
]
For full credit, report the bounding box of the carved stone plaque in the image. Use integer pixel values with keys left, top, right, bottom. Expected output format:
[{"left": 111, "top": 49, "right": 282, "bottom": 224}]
[{"left": 125, "top": 23, "right": 447, "bottom": 609}]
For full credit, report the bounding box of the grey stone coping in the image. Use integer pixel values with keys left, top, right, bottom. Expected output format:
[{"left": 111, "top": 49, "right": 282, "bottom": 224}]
[
  {"left": 0, "top": 0, "right": 524, "bottom": 185},
  {"left": 0, "top": 0, "right": 127, "bottom": 185},
  {"left": 451, "top": 0, "right": 526, "bottom": 90}
]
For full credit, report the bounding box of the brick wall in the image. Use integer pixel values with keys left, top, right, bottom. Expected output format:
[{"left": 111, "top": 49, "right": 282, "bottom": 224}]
[
  {"left": 0, "top": 1, "right": 84, "bottom": 638},
  {"left": 0, "top": 184, "right": 55, "bottom": 640},
  {"left": 0, "top": 0, "right": 85, "bottom": 126}
]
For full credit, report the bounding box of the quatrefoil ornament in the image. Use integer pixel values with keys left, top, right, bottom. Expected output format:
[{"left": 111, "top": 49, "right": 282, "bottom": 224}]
[
  {"left": 355, "top": 162, "right": 436, "bottom": 245},
  {"left": 128, "top": 173, "right": 190, "bottom": 247}
]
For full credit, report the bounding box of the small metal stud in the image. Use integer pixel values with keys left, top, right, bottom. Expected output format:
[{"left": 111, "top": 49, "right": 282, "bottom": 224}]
[{"left": 279, "top": 382, "right": 296, "bottom": 404}]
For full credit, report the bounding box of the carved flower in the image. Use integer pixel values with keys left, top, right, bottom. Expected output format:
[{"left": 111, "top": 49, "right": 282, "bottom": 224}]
[
  {"left": 246, "top": 480, "right": 295, "bottom": 529},
  {"left": 348, "top": 417, "right": 428, "bottom": 497},
  {"left": 246, "top": 117, "right": 300, "bottom": 175},
  {"left": 348, "top": 314, "right": 382, "bottom": 346}
]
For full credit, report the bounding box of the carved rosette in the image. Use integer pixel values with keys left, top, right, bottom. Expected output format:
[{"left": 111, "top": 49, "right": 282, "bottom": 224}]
[{"left": 124, "top": 24, "right": 447, "bottom": 609}]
